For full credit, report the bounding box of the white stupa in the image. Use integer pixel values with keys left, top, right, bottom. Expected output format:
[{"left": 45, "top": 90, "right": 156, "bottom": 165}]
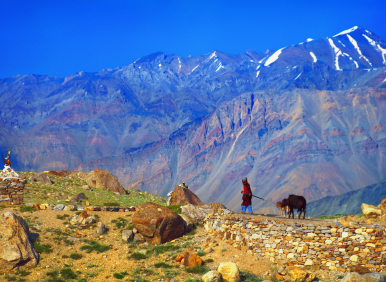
[{"left": 0, "top": 151, "right": 19, "bottom": 179}]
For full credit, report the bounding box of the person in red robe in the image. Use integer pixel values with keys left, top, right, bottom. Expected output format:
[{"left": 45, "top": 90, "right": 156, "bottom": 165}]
[{"left": 241, "top": 177, "right": 253, "bottom": 214}]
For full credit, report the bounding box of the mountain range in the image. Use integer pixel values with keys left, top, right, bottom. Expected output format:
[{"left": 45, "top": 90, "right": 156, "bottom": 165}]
[{"left": 1, "top": 26, "right": 386, "bottom": 213}]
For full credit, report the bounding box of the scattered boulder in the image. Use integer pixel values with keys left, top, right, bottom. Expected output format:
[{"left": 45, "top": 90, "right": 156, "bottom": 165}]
[
  {"left": 133, "top": 233, "right": 146, "bottom": 243},
  {"left": 97, "top": 222, "right": 107, "bottom": 235},
  {"left": 34, "top": 172, "right": 52, "bottom": 184},
  {"left": 169, "top": 185, "right": 203, "bottom": 206},
  {"left": 287, "top": 266, "right": 315, "bottom": 282},
  {"left": 69, "top": 214, "right": 96, "bottom": 226},
  {"left": 122, "top": 230, "right": 134, "bottom": 242},
  {"left": 132, "top": 202, "right": 184, "bottom": 244},
  {"left": 361, "top": 203, "right": 381, "bottom": 218},
  {"left": 380, "top": 199, "right": 386, "bottom": 214},
  {"left": 202, "top": 271, "right": 222, "bottom": 282},
  {"left": 68, "top": 196, "right": 80, "bottom": 202},
  {"left": 82, "top": 185, "right": 92, "bottom": 190},
  {"left": 342, "top": 272, "right": 386, "bottom": 282},
  {"left": 339, "top": 217, "right": 356, "bottom": 227},
  {"left": 28, "top": 176, "right": 36, "bottom": 182},
  {"left": 217, "top": 262, "right": 240, "bottom": 282},
  {"left": 181, "top": 204, "right": 212, "bottom": 224},
  {"left": 179, "top": 213, "right": 194, "bottom": 233},
  {"left": 54, "top": 204, "right": 65, "bottom": 211},
  {"left": 183, "top": 252, "right": 203, "bottom": 267},
  {"left": 0, "top": 212, "right": 39, "bottom": 272},
  {"left": 85, "top": 169, "right": 126, "bottom": 194},
  {"left": 76, "top": 193, "right": 88, "bottom": 201}
]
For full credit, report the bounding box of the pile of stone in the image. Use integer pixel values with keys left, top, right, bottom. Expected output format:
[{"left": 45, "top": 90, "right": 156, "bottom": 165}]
[
  {"left": 31, "top": 203, "right": 136, "bottom": 212},
  {"left": 0, "top": 178, "right": 26, "bottom": 205},
  {"left": 204, "top": 214, "right": 386, "bottom": 273}
]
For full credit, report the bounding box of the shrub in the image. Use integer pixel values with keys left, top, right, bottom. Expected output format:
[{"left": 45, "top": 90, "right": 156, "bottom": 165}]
[
  {"left": 196, "top": 250, "right": 205, "bottom": 257},
  {"left": 221, "top": 248, "right": 227, "bottom": 252},
  {"left": 205, "top": 258, "right": 214, "bottom": 263},
  {"left": 167, "top": 204, "right": 182, "bottom": 214},
  {"left": 80, "top": 241, "right": 111, "bottom": 253},
  {"left": 129, "top": 252, "right": 147, "bottom": 260}
]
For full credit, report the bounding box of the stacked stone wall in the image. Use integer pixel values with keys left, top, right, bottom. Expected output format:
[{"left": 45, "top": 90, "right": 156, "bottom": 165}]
[
  {"left": 204, "top": 215, "right": 386, "bottom": 273},
  {"left": 0, "top": 179, "right": 25, "bottom": 205}
]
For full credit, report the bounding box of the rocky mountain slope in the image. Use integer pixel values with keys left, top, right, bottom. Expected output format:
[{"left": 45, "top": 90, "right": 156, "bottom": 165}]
[{"left": 2, "top": 26, "right": 386, "bottom": 212}]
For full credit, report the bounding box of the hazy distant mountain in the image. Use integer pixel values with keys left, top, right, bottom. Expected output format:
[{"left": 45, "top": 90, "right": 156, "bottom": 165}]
[
  {"left": 1, "top": 26, "right": 386, "bottom": 212},
  {"left": 307, "top": 180, "right": 386, "bottom": 217}
]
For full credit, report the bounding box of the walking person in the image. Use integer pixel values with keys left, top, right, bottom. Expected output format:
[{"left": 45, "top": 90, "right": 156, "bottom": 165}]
[{"left": 240, "top": 177, "right": 253, "bottom": 214}]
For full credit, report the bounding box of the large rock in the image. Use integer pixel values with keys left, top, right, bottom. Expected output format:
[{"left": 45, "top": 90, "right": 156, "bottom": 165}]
[
  {"left": 34, "top": 172, "right": 52, "bottom": 184},
  {"left": 342, "top": 272, "right": 386, "bottom": 282},
  {"left": 170, "top": 185, "right": 203, "bottom": 206},
  {"left": 287, "top": 266, "right": 315, "bottom": 282},
  {"left": 0, "top": 212, "right": 39, "bottom": 272},
  {"left": 85, "top": 169, "right": 126, "bottom": 194},
  {"left": 181, "top": 204, "right": 212, "bottom": 224},
  {"left": 380, "top": 199, "right": 386, "bottom": 214},
  {"left": 361, "top": 203, "right": 381, "bottom": 218},
  {"left": 132, "top": 202, "right": 184, "bottom": 244},
  {"left": 179, "top": 213, "right": 194, "bottom": 233},
  {"left": 217, "top": 262, "right": 240, "bottom": 282},
  {"left": 202, "top": 271, "right": 222, "bottom": 282}
]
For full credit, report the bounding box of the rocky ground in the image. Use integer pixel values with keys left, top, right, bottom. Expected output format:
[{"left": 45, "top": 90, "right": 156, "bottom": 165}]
[{"left": 1, "top": 171, "right": 386, "bottom": 282}]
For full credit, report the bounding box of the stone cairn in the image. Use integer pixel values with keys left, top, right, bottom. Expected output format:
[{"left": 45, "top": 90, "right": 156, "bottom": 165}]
[
  {"left": 204, "top": 214, "right": 386, "bottom": 273},
  {"left": 0, "top": 151, "right": 25, "bottom": 205}
]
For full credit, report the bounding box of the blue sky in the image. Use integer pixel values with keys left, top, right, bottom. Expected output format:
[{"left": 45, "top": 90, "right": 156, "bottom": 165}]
[{"left": 1, "top": 0, "right": 385, "bottom": 78}]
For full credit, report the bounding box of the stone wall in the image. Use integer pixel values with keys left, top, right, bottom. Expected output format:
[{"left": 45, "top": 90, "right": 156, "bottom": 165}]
[
  {"left": 204, "top": 214, "right": 386, "bottom": 273},
  {"left": 0, "top": 179, "right": 25, "bottom": 205}
]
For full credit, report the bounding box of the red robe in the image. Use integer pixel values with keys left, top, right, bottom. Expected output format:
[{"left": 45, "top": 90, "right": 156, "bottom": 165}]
[{"left": 241, "top": 179, "right": 252, "bottom": 206}]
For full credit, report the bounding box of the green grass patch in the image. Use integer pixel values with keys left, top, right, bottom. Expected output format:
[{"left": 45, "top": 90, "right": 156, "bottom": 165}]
[
  {"left": 80, "top": 240, "right": 111, "bottom": 253},
  {"left": 129, "top": 252, "right": 147, "bottom": 260},
  {"left": 111, "top": 217, "right": 128, "bottom": 229},
  {"left": 205, "top": 258, "right": 214, "bottom": 263},
  {"left": 126, "top": 222, "right": 134, "bottom": 230},
  {"left": 5, "top": 275, "right": 17, "bottom": 281},
  {"left": 33, "top": 241, "right": 53, "bottom": 254},
  {"left": 221, "top": 248, "right": 227, "bottom": 252},
  {"left": 60, "top": 268, "right": 77, "bottom": 280},
  {"left": 182, "top": 241, "right": 193, "bottom": 248},
  {"left": 167, "top": 204, "right": 182, "bottom": 214},
  {"left": 113, "top": 272, "right": 128, "bottom": 279},
  {"left": 196, "top": 250, "right": 205, "bottom": 257},
  {"left": 70, "top": 253, "right": 83, "bottom": 260},
  {"left": 146, "top": 243, "right": 180, "bottom": 255},
  {"left": 19, "top": 206, "right": 34, "bottom": 212},
  {"left": 56, "top": 214, "right": 69, "bottom": 220},
  {"left": 154, "top": 262, "right": 173, "bottom": 268},
  {"left": 240, "top": 270, "right": 264, "bottom": 282},
  {"left": 16, "top": 270, "right": 31, "bottom": 277},
  {"left": 185, "top": 265, "right": 210, "bottom": 274},
  {"left": 104, "top": 202, "right": 120, "bottom": 206}
]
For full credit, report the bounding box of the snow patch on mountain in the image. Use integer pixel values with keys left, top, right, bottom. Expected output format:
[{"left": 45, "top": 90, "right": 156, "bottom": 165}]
[
  {"left": 191, "top": 65, "right": 199, "bottom": 72},
  {"left": 306, "top": 38, "right": 313, "bottom": 42},
  {"left": 258, "top": 56, "right": 268, "bottom": 64},
  {"left": 328, "top": 38, "right": 343, "bottom": 70},
  {"left": 264, "top": 48, "right": 285, "bottom": 66},
  {"left": 363, "top": 34, "right": 386, "bottom": 64},
  {"left": 256, "top": 65, "right": 260, "bottom": 70},
  {"left": 334, "top": 26, "right": 358, "bottom": 37},
  {"left": 178, "top": 58, "right": 181, "bottom": 72},
  {"left": 216, "top": 62, "right": 225, "bottom": 72},
  {"left": 256, "top": 70, "right": 260, "bottom": 78},
  {"left": 310, "top": 52, "right": 317, "bottom": 63},
  {"left": 294, "top": 73, "right": 301, "bottom": 80},
  {"left": 347, "top": 34, "right": 372, "bottom": 67}
]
